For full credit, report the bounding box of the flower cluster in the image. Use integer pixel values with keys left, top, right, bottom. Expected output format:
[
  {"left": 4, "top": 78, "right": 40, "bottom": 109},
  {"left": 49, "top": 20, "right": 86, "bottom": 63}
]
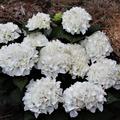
[
  {"left": 86, "top": 58, "right": 119, "bottom": 89},
  {"left": 0, "top": 43, "right": 38, "bottom": 76},
  {"left": 22, "top": 32, "right": 49, "bottom": 48},
  {"left": 26, "top": 12, "right": 51, "bottom": 31},
  {"left": 63, "top": 82, "right": 106, "bottom": 117},
  {"left": 0, "top": 22, "right": 21, "bottom": 44},
  {"left": 67, "top": 44, "right": 89, "bottom": 79},
  {"left": 82, "top": 31, "right": 113, "bottom": 62},
  {"left": 23, "top": 77, "right": 63, "bottom": 118},
  {"left": 36, "top": 40, "right": 89, "bottom": 79},
  {"left": 36, "top": 40, "right": 71, "bottom": 78},
  {"left": 62, "top": 7, "right": 92, "bottom": 35}
]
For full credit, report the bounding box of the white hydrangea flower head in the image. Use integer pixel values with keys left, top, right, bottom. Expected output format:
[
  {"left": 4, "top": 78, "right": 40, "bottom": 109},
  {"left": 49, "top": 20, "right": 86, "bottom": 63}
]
[
  {"left": 67, "top": 44, "right": 89, "bottom": 79},
  {"left": 22, "top": 77, "right": 63, "bottom": 118},
  {"left": 36, "top": 40, "right": 71, "bottom": 78},
  {"left": 62, "top": 7, "right": 92, "bottom": 35},
  {"left": 0, "top": 43, "right": 38, "bottom": 76},
  {"left": 86, "top": 58, "right": 118, "bottom": 89},
  {"left": 63, "top": 82, "right": 106, "bottom": 118},
  {"left": 0, "top": 22, "right": 21, "bottom": 44},
  {"left": 26, "top": 12, "right": 51, "bottom": 31},
  {"left": 83, "top": 31, "right": 113, "bottom": 62},
  {"left": 22, "top": 32, "right": 49, "bottom": 48}
]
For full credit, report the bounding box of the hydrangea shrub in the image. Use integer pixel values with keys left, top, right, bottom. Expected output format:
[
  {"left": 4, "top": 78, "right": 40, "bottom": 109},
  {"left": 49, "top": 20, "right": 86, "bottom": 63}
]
[{"left": 0, "top": 6, "right": 120, "bottom": 119}]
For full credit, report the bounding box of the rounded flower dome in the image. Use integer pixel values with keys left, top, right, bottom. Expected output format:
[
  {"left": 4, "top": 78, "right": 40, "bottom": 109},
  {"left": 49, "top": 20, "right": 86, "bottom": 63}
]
[
  {"left": 63, "top": 82, "right": 106, "bottom": 118},
  {"left": 0, "top": 22, "right": 21, "bottom": 44},
  {"left": 0, "top": 43, "right": 38, "bottom": 76},
  {"left": 22, "top": 32, "right": 49, "bottom": 48},
  {"left": 67, "top": 44, "right": 89, "bottom": 79},
  {"left": 23, "top": 77, "right": 63, "bottom": 118},
  {"left": 82, "top": 31, "right": 113, "bottom": 62},
  {"left": 86, "top": 58, "right": 118, "bottom": 89},
  {"left": 36, "top": 40, "right": 89, "bottom": 79},
  {"left": 36, "top": 40, "right": 71, "bottom": 78},
  {"left": 62, "top": 7, "right": 92, "bottom": 35},
  {"left": 26, "top": 12, "right": 51, "bottom": 31}
]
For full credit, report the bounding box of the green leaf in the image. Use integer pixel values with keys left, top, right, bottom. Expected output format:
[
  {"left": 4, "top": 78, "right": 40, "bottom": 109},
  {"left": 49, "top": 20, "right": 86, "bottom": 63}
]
[
  {"left": 44, "top": 28, "right": 52, "bottom": 37},
  {"left": 86, "top": 24, "right": 102, "bottom": 36},
  {"left": 50, "top": 26, "right": 85, "bottom": 43},
  {"left": 53, "top": 12, "right": 62, "bottom": 23},
  {"left": 13, "top": 77, "right": 28, "bottom": 91},
  {"left": 0, "top": 67, "right": 2, "bottom": 73},
  {"left": 0, "top": 76, "right": 13, "bottom": 94},
  {"left": 24, "top": 112, "right": 34, "bottom": 120},
  {"left": 107, "top": 92, "right": 120, "bottom": 104},
  {"left": 9, "top": 88, "right": 21, "bottom": 105},
  {"left": 0, "top": 76, "right": 6, "bottom": 84},
  {"left": 0, "top": 95, "right": 10, "bottom": 106}
]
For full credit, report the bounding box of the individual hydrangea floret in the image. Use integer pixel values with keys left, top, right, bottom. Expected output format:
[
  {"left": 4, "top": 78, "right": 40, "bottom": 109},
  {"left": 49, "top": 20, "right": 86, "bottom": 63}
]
[
  {"left": 62, "top": 7, "right": 92, "bottom": 35},
  {"left": 36, "top": 40, "right": 71, "bottom": 78},
  {"left": 26, "top": 12, "right": 51, "bottom": 31},
  {"left": 86, "top": 58, "right": 118, "bottom": 89},
  {"left": 67, "top": 44, "right": 89, "bottom": 79},
  {"left": 0, "top": 43, "right": 38, "bottom": 76},
  {"left": 0, "top": 22, "right": 21, "bottom": 44},
  {"left": 22, "top": 32, "right": 49, "bottom": 48},
  {"left": 63, "top": 82, "right": 106, "bottom": 118},
  {"left": 82, "top": 31, "right": 113, "bottom": 62},
  {"left": 22, "top": 77, "right": 63, "bottom": 118},
  {"left": 113, "top": 65, "right": 120, "bottom": 90},
  {"left": 114, "top": 80, "right": 120, "bottom": 90}
]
